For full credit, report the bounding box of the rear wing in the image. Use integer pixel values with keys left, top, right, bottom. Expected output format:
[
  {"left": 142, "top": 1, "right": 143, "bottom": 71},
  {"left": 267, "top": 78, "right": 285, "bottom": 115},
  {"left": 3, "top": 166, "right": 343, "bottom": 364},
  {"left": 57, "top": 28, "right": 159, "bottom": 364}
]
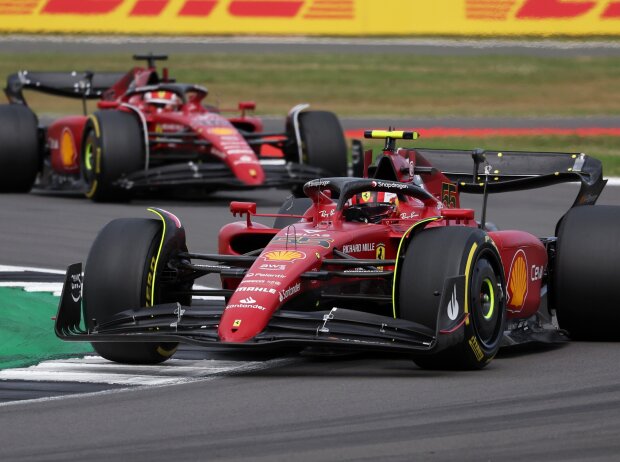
[
  {"left": 5, "top": 70, "right": 126, "bottom": 104},
  {"left": 414, "top": 148, "right": 606, "bottom": 207}
]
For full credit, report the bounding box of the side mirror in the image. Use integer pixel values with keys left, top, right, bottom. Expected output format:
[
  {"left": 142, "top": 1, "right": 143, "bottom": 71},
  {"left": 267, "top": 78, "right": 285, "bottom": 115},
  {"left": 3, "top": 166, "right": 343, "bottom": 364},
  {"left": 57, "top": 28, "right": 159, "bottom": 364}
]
[
  {"left": 239, "top": 101, "right": 256, "bottom": 111},
  {"left": 238, "top": 101, "right": 256, "bottom": 117},
  {"left": 230, "top": 201, "right": 257, "bottom": 226}
]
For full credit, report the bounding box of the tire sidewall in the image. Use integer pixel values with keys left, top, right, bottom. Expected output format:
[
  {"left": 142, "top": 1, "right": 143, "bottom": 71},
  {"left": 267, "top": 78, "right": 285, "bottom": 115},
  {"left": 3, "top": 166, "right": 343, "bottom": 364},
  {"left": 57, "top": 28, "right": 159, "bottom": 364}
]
[
  {"left": 81, "top": 111, "right": 144, "bottom": 202},
  {"left": 298, "top": 111, "right": 348, "bottom": 177},
  {"left": 83, "top": 218, "right": 185, "bottom": 364},
  {"left": 553, "top": 205, "right": 620, "bottom": 339},
  {"left": 460, "top": 243, "right": 505, "bottom": 367},
  {"left": 0, "top": 104, "right": 39, "bottom": 192},
  {"left": 399, "top": 226, "right": 505, "bottom": 369}
]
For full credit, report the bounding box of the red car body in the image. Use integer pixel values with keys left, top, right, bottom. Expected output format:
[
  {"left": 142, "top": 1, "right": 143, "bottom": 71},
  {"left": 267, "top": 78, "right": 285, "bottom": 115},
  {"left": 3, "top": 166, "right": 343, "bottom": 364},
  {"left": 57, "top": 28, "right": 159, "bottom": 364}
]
[
  {"left": 55, "top": 130, "right": 617, "bottom": 369},
  {"left": 2, "top": 54, "right": 348, "bottom": 200}
]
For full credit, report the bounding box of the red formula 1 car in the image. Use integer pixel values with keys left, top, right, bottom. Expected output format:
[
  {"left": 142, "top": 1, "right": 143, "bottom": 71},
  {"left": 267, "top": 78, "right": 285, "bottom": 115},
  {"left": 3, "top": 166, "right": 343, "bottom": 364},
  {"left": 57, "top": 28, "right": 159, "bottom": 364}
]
[
  {"left": 0, "top": 54, "right": 347, "bottom": 201},
  {"left": 55, "top": 130, "right": 619, "bottom": 369}
]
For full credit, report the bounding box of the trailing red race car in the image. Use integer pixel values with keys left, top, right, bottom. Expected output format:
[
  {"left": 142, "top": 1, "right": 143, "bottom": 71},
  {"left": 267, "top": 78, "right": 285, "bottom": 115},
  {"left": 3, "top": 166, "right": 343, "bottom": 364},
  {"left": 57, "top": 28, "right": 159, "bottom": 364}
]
[
  {"left": 55, "top": 130, "right": 620, "bottom": 369},
  {"left": 0, "top": 54, "right": 348, "bottom": 201}
]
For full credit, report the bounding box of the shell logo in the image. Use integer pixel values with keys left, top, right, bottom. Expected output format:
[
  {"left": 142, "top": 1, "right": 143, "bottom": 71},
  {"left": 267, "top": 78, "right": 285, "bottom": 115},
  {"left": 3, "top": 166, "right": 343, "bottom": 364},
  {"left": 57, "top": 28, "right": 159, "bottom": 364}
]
[
  {"left": 262, "top": 250, "right": 306, "bottom": 262},
  {"left": 60, "top": 128, "right": 77, "bottom": 168},
  {"left": 507, "top": 249, "right": 528, "bottom": 311},
  {"left": 208, "top": 127, "right": 236, "bottom": 136}
]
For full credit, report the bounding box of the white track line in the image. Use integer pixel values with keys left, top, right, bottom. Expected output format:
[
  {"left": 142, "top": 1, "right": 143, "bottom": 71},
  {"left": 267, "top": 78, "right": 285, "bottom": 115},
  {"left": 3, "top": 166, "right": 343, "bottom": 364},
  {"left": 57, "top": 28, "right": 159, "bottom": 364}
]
[
  {"left": 0, "top": 356, "right": 276, "bottom": 386},
  {"left": 0, "top": 264, "right": 222, "bottom": 298},
  {"left": 0, "top": 264, "right": 283, "bottom": 405},
  {"left": 0, "top": 357, "right": 298, "bottom": 407},
  {"left": 0, "top": 264, "right": 65, "bottom": 274},
  {"left": 606, "top": 178, "right": 620, "bottom": 186},
  {"left": 0, "top": 281, "right": 63, "bottom": 296}
]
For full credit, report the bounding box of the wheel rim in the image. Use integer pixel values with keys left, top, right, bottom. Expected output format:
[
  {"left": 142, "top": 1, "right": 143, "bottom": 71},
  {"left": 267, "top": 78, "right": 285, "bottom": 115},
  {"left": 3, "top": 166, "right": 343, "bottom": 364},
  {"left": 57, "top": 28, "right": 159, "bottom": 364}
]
[
  {"left": 84, "top": 141, "right": 94, "bottom": 172},
  {"left": 481, "top": 278, "right": 495, "bottom": 320},
  {"left": 471, "top": 254, "right": 502, "bottom": 347},
  {"left": 82, "top": 134, "right": 97, "bottom": 185}
]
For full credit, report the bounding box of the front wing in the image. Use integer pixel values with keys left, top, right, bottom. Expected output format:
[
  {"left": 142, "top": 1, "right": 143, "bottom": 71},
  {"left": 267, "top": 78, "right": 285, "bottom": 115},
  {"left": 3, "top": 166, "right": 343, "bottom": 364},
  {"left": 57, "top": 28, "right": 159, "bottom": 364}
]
[
  {"left": 35, "top": 160, "right": 328, "bottom": 194},
  {"left": 115, "top": 160, "right": 328, "bottom": 191},
  {"left": 55, "top": 264, "right": 466, "bottom": 354}
]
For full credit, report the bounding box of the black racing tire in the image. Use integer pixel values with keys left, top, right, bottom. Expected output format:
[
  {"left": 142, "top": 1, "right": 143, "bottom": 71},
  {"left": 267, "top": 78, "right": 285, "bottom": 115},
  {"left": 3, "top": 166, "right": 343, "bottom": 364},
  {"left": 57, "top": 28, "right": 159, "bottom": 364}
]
[
  {"left": 82, "top": 110, "right": 144, "bottom": 202},
  {"left": 83, "top": 218, "right": 189, "bottom": 364},
  {"left": 553, "top": 205, "right": 620, "bottom": 340},
  {"left": 398, "top": 226, "right": 505, "bottom": 370},
  {"left": 273, "top": 197, "right": 312, "bottom": 229},
  {"left": 0, "top": 104, "right": 39, "bottom": 192},
  {"left": 298, "top": 110, "right": 348, "bottom": 177}
]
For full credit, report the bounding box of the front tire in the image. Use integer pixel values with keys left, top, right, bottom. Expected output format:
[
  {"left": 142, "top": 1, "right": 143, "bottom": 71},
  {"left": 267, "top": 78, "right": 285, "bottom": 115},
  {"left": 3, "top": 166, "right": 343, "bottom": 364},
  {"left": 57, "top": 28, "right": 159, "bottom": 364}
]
[
  {"left": 398, "top": 226, "right": 505, "bottom": 370},
  {"left": 82, "top": 111, "right": 143, "bottom": 202},
  {"left": 298, "top": 111, "right": 348, "bottom": 177},
  {"left": 553, "top": 205, "right": 620, "bottom": 340},
  {"left": 83, "top": 218, "right": 188, "bottom": 364},
  {"left": 0, "top": 104, "right": 39, "bottom": 192}
]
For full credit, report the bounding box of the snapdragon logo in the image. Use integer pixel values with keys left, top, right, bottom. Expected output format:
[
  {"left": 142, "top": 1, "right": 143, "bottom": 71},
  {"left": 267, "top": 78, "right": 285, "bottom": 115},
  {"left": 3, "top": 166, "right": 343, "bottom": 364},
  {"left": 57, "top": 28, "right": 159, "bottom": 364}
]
[{"left": 371, "top": 180, "right": 408, "bottom": 190}]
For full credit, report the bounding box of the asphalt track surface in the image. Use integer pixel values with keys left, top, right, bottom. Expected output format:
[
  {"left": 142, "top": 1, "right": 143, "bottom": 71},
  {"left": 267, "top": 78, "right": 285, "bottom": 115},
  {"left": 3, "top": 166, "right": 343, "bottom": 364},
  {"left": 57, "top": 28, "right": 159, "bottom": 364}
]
[{"left": 1, "top": 184, "right": 620, "bottom": 461}]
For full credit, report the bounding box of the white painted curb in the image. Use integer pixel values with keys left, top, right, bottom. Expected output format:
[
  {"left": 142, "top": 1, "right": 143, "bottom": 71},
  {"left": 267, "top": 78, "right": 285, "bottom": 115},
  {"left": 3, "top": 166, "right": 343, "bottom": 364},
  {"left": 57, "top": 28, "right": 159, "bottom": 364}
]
[{"left": 607, "top": 177, "right": 620, "bottom": 186}]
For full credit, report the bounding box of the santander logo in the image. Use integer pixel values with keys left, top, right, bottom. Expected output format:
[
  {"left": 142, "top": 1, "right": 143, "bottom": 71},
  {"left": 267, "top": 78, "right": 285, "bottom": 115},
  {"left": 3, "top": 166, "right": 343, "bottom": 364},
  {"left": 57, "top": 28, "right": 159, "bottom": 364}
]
[{"left": 279, "top": 282, "right": 301, "bottom": 302}]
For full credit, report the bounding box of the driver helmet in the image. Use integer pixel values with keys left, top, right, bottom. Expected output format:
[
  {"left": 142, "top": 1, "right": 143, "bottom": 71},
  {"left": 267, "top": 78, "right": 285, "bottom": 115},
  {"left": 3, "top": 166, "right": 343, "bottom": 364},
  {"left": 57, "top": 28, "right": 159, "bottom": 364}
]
[
  {"left": 144, "top": 90, "right": 181, "bottom": 110},
  {"left": 346, "top": 191, "right": 399, "bottom": 223},
  {"left": 350, "top": 190, "right": 398, "bottom": 206}
]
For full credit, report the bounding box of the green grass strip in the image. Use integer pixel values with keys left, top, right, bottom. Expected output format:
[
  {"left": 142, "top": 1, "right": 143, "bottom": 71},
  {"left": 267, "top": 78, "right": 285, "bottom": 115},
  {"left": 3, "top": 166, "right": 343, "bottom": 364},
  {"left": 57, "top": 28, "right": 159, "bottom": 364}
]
[
  {"left": 0, "top": 288, "right": 92, "bottom": 370},
  {"left": 2, "top": 52, "right": 620, "bottom": 117}
]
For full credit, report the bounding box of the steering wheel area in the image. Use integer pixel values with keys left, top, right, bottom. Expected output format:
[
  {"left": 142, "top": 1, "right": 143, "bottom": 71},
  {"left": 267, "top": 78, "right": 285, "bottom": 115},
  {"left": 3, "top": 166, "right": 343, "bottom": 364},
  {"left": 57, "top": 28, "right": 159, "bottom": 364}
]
[{"left": 343, "top": 202, "right": 397, "bottom": 223}]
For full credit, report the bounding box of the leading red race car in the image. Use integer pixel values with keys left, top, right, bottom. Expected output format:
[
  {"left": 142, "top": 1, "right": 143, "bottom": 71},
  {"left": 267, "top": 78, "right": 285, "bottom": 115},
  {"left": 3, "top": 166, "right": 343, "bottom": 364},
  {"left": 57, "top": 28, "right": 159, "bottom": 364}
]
[
  {"left": 0, "top": 54, "right": 348, "bottom": 201},
  {"left": 55, "top": 130, "right": 619, "bottom": 369}
]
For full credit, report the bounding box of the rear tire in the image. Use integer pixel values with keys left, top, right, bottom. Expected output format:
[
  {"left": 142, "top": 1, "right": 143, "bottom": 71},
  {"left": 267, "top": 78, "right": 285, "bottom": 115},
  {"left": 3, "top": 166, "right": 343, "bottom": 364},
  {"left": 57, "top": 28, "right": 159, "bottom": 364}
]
[
  {"left": 398, "top": 226, "right": 505, "bottom": 370},
  {"left": 298, "top": 111, "right": 348, "bottom": 177},
  {"left": 83, "top": 218, "right": 189, "bottom": 364},
  {"left": 553, "top": 205, "right": 620, "bottom": 340},
  {"left": 82, "top": 111, "right": 143, "bottom": 202},
  {"left": 0, "top": 104, "right": 39, "bottom": 192}
]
